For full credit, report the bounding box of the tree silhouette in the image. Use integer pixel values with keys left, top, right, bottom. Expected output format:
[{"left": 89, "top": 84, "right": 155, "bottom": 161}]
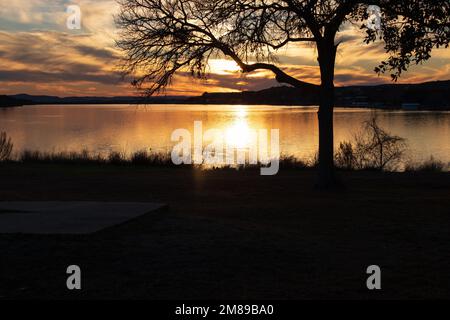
[{"left": 116, "top": 0, "right": 449, "bottom": 187}]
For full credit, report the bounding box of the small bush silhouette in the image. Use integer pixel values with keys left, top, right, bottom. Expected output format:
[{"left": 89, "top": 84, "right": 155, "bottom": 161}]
[
  {"left": 335, "top": 118, "right": 408, "bottom": 171},
  {"left": 130, "top": 150, "right": 172, "bottom": 166},
  {"left": 405, "top": 156, "right": 447, "bottom": 172},
  {"left": 0, "top": 131, "right": 13, "bottom": 161},
  {"left": 108, "top": 151, "right": 127, "bottom": 165},
  {"left": 335, "top": 142, "right": 357, "bottom": 170}
]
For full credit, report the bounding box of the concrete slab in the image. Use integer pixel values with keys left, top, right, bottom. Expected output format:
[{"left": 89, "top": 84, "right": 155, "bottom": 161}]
[{"left": 0, "top": 202, "right": 166, "bottom": 234}]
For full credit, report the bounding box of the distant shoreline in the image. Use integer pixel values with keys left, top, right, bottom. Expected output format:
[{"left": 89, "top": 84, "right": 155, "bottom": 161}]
[
  {"left": 2, "top": 79, "right": 450, "bottom": 110},
  {"left": 2, "top": 102, "right": 450, "bottom": 111}
]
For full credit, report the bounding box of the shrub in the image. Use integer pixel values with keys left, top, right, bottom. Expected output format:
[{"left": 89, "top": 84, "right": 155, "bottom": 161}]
[
  {"left": 356, "top": 118, "right": 408, "bottom": 171},
  {"left": 335, "top": 118, "right": 408, "bottom": 171},
  {"left": 405, "top": 156, "right": 447, "bottom": 172},
  {"left": 0, "top": 131, "right": 13, "bottom": 161},
  {"left": 334, "top": 141, "right": 356, "bottom": 170},
  {"left": 108, "top": 151, "right": 127, "bottom": 165},
  {"left": 130, "top": 150, "right": 172, "bottom": 166}
]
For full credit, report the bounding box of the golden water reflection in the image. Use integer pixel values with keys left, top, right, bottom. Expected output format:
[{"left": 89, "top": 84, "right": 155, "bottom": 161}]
[
  {"left": 0, "top": 104, "right": 449, "bottom": 164},
  {"left": 225, "top": 107, "right": 254, "bottom": 149}
]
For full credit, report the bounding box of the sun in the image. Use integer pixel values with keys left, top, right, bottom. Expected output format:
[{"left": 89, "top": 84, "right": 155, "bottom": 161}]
[{"left": 208, "top": 59, "right": 241, "bottom": 75}]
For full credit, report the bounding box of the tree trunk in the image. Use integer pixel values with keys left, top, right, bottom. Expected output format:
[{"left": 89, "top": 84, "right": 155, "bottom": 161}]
[{"left": 316, "top": 40, "right": 338, "bottom": 188}]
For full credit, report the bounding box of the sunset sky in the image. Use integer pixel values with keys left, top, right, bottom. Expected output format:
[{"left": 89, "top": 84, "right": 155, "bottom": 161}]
[{"left": 0, "top": 0, "right": 449, "bottom": 97}]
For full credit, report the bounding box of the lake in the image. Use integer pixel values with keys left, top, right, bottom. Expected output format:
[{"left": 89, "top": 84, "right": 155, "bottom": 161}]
[{"left": 1, "top": 104, "right": 449, "bottom": 165}]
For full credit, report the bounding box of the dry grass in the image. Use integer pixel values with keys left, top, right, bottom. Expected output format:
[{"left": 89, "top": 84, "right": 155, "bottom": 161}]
[{"left": 12, "top": 149, "right": 448, "bottom": 173}]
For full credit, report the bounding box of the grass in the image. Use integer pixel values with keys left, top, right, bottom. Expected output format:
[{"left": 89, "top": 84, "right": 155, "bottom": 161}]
[
  {"left": 17, "top": 149, "right": 178, "bottom": 167},
  {"left": 11, "top": 149, "right": 313, "bottom": 170},
  {"left": 4, "top": 149, "right": 446, "bottom": 173}
]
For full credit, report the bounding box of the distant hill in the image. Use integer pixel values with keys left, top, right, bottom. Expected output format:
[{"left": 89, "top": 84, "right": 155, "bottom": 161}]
[
  {"left": 188, "top": 80, "right": 450, "bottom": 110},
  {"left": 188, "top": 85, "right": 320, "bottom": 106},
  {"left": 7, "top": 94, "right": 186, "bottom": 105},
  {"left": 335, "top": 80, "right": 450, "bottom": 109},
  {"left": 0, "top": 95, "right": 31, "bottom": 108},
  {"left": 2, "top": 80, "right": 450, "bottom": 110}
]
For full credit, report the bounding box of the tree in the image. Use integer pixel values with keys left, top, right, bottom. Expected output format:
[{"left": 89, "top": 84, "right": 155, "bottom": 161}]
[{"left": 116, "top": 0, "right": 449, "bottom": 187}]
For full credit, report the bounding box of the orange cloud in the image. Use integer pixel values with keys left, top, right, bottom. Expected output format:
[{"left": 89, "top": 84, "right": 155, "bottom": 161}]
[{"left": 0, "top": 1, "right": 449, "bottom": 97}]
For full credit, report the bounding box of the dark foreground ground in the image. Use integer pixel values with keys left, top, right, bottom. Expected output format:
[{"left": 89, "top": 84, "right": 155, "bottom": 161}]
[{"left": 0, "top": 164, "right": 449, "bottom": 299}]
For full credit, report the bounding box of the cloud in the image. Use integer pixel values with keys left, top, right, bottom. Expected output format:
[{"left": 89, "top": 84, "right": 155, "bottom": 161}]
[
  {"left": 0, "top": 1, "right": 448, "bottom": 96},
  {"left": 0, "top": 69, "right": 121, "bottom": 84}
]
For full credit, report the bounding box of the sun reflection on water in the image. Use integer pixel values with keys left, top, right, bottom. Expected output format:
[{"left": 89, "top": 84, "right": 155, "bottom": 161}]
[{"left": 225, "top": 107, "right": 255, "bottom": 149}]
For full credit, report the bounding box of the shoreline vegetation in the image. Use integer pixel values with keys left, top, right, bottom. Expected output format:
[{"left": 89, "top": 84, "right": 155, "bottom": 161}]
[{"left": 0, "top": 149, "right": 446, "bottom": 173}]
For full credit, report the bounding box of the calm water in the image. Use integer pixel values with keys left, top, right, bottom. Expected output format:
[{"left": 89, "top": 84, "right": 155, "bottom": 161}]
[{"left": 1, "top": 104, "right": 449, "bottom": 164}]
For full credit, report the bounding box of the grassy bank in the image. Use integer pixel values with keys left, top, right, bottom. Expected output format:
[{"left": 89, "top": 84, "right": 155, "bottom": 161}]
[
  {"left": 0, "top": 163, "right": 449, "bottom": 299},
  {"left": 0, "top": 148, "right": 447, "bottom": 172},
  {"left": 5, "top": 149, "right": 314, "bottom": 170}
]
